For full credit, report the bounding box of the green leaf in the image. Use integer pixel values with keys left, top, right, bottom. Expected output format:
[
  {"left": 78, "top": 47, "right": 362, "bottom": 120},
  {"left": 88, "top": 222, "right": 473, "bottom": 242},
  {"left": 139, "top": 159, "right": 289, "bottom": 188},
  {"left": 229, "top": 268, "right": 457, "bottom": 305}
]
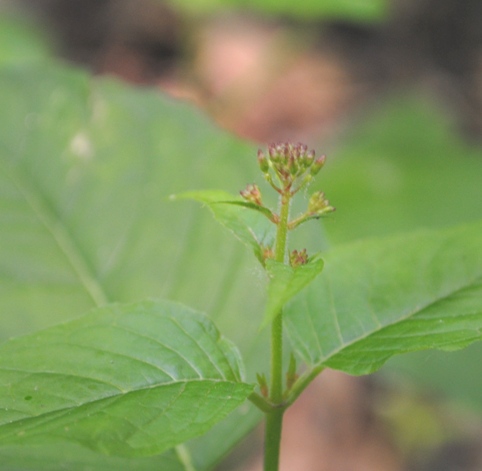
[
  {"left": 0, "top": 443, "right": 184, "bottom": 471},
  {"left": 315, "top": 94, "right": 482, "bottom": 409},
  {"left": 168, "top": 0, "right": 388, "bottom": 22},
  {"left": 0, "top": 300, "right": 253, "bottom": 457},
  {"left": 0, "top": 63, "right": 268, "bottom": 470},
  {"left": 322, "top": 94, "right": 482, "bottom": 245},
  {"left": 1, "top": 60, "right": 480, "bottom": 467},
  {"left": 174, "top": 190, "right": 275, "bottom": 263},
  {"left": 261, "top": 257, "right": 324, "bottom": 329},
  {"left": 285, "top": 221, "right": 482, "bottom": 376},
  {"left": 318, "top": 93, "right": 482, "bottom": 408},
  {"left": 0, "top": 15, "right": 51, "bottom": 65}
]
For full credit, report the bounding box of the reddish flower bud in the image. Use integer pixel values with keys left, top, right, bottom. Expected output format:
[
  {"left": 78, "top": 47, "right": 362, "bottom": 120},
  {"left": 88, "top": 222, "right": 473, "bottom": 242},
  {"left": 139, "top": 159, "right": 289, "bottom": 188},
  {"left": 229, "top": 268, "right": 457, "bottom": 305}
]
[
  {"left": 258, "top": 142, "right": 331, "bottom": 197},
  {"left": 290, "top": 248, "right": 309, "bottom": 267},
  {"left": 310, "top": 155, "right": 326, "bottom": 176},
  {"left": 240, "top": 183, "right": 263, "bottom": 206}
]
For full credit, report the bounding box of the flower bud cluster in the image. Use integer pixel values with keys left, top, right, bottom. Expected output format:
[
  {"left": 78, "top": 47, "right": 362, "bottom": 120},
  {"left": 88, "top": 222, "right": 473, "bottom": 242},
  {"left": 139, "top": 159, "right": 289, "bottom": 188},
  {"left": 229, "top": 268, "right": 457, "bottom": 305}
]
[
  {"left": 289, "top": 248, "right": 309, "bottom": 267},
  {"left": 308, "top": 191, "right": 335, "bottom": 217},
  {"left": 257, "top": 142, "right": 325, "bottom": 194},
  {"left": 240, "top": 183, "right": 263, "bottom": 206}
]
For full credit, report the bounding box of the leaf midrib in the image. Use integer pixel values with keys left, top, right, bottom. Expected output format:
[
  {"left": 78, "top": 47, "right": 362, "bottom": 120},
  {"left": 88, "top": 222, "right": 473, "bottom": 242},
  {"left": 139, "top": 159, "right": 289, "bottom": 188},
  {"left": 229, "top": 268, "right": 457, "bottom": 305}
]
[{"left": 2, "top": 159, "right": 109, "bottom": 306}]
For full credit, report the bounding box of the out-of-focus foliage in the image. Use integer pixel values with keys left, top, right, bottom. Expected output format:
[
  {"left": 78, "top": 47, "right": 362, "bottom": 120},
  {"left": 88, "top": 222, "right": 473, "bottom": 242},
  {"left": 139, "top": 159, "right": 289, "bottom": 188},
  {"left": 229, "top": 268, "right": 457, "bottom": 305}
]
[
  {"left": 0, "top": 14, "right": 51, "bottom": 65},
  {"left": 0, "top": 56, "right": 265, "bottom": 469},
  {"left": 387, "top": 334, "right": 482, "bottom": 412},
  {"left": 166, "top": 0, "right": 388, "bottom": 21},
  {"left": 320, "top": 95, "right": 482, "bottom": 244}
]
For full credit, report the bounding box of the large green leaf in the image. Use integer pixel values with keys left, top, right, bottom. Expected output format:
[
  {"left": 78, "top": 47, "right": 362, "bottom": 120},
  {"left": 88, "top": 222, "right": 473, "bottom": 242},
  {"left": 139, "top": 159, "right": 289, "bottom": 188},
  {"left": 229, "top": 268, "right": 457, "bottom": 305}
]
[
  {"left": 318, "top": 94, "right": 482, "bottom": 409},
  {"left": 285, "top": 221, "right": 482, "bottom": 376},
  {"left": 0, "top": 63, "right": 268, "bottom": 470},
  {"left": 0, "top": 300, "right": 253, "bottom": 456},
  {"left": 0, "top": 444, "right": 185, "bottom": 471}
]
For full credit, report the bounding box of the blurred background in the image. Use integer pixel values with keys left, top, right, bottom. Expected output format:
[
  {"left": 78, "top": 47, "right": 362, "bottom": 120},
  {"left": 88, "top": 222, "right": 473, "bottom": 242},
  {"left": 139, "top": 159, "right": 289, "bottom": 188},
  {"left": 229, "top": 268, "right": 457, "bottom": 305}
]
[
  {"left": 0, "top": 0, "right": 481, "bottom": 470},
  {"left": 1, "top": 0, "right": 481, "bottom": 144}
]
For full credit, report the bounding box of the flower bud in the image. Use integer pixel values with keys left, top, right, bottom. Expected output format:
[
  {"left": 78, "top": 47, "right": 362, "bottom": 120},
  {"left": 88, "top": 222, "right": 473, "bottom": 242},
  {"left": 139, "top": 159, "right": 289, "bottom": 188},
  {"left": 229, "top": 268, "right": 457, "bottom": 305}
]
[
  {"left": 240, "top": 183, "right": 263, "bottom": 206},
  {"left": 290, "top": 248, "right": 309, "bottom": 267},
  {"left": 259, "top": 142, "right": 331, "bottom": 196},
  {"left": 305, "top": 150, "right": 315, "bottom": 167},
  {"left": 289, "top": 156, "right": 299, "bottom": 175},
  {"left": 308, "top": 190, "right": 335, "bottom": 215},
  {"left": 310, "top": 155, "right": 326, "bottom": 176},
  {"left": 257, "top": 149, "right": 270, "bottom": 173},
  {"left": 262, "top": 246, "right": 275, "bottom": 261}
]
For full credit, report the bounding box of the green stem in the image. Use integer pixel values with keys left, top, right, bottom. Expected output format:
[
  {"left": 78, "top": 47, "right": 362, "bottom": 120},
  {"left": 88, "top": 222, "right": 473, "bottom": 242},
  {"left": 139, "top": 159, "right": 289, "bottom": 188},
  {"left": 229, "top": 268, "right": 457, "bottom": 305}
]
[
  {"left": 269, "top": 313, "right": 284, "bottom": 404},
  {"left": 274, "top": 193, "right": 291, "bottom": 264},
  {"left": 264, "top": 408, "right": 284, "bottom": 471},
  {"left": 248, "top": 392, "right": 276, "bottom": 413},
  {"left": 263, "top": 367, "right": 326, "bottom": 471},
  {"left": 174, "top": 444, "right": 197, "bottom": 471},
  {"left": 264, "top": 192, "right": 291, "bottom": 471}
]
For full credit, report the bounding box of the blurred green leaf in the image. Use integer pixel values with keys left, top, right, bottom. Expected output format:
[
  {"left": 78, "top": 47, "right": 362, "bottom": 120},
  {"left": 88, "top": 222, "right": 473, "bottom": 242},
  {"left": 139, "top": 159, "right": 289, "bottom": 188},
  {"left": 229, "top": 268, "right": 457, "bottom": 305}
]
[
  {"left": 285, "top": 221, "right": 482, "bottom": 375},
  {"left": 0, "top": 63, "right": 267, "bottom": 470},
  {"left": 321, "top": 95, "right": 482, "bottom": 244},
  {"left": 385, "top": 341, "right": 482, "bottom": 412},
  {"left": 167, "top": 0, "right": 388, "bottom": 21},
  {"left": 0, "top": 444, "right": 185, "bottom": 471},
  {"left": 0, "top": 300, "right": 252, "bottom": 456},
  {"left": 0, "top": 15, "right": 51, "bottom": 65}
]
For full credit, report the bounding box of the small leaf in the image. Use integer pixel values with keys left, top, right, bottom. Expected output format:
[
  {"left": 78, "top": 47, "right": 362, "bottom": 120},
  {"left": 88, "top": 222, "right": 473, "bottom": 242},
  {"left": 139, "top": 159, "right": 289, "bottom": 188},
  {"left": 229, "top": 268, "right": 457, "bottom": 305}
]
[
  {"left": 285, "top": 221, "right": 482, "bottom": 376},
  {"left": 0, "top": 300, "right": 253, "bottom": 457},
  {"left": 173, "top": 190, "right": 275, "bottom": 262},
  {"left": 261, "top": 256, "right": 324, "bottom": 329}
]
